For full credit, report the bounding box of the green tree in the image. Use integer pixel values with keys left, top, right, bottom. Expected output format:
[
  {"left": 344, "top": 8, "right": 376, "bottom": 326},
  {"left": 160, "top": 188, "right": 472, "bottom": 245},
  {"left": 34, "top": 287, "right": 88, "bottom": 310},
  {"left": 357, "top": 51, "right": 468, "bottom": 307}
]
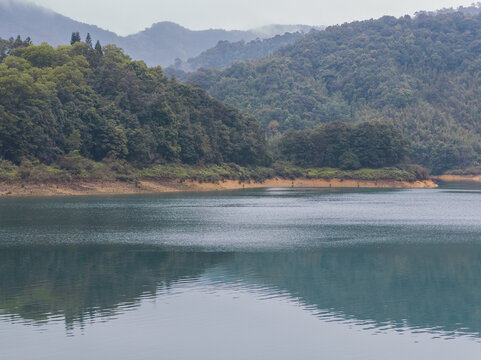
[
  {"left": 339, "top": 151, "right": 361, "bottom": 170},
  {"left": 70, "top": 32, "right": 81, "bottom": 45},
  {"left": 94, "top": 40, "right": 103, "bottom": 56},
  {"left": 0, "top": 37, "right": 9, "bottom": 61},
  {"left": 85, "top": 33, "right": 93, "bottom": 48}
]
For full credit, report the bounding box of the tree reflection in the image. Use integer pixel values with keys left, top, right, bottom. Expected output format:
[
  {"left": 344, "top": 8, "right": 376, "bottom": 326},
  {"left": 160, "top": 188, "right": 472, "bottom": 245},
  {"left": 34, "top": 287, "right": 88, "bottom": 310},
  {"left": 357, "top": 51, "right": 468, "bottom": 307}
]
[{"left": 1, "top": 243, "right": 480, "bottom": 338}]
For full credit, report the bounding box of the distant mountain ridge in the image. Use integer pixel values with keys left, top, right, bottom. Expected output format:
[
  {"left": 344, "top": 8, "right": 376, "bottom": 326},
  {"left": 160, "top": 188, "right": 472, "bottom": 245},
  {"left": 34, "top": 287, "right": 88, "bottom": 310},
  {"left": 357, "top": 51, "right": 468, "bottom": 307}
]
[
  {"left": 251, "top": 24, "right": 324, "bottom": 38},
  {"left": 120, "top": 21, "right": 259, "bottom": 67},
  {"left": 415, "top": 2, "right": 481, "bottom": 16},
  {"left": 167, "top": 32, "right": 309, "bottom": 73},
  {"left": 0, "top": 0, "right": 321, "bottom": 66},
  {"left": 0, "top": 0, "right": 119, "bottom": 48}
]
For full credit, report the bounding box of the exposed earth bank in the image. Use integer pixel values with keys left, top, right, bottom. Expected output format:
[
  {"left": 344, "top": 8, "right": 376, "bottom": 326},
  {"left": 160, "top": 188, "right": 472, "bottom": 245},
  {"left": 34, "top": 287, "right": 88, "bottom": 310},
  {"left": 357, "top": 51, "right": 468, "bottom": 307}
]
[
  {"left": 0, "top": 178, "right": 438, "bottom": 197},
  {"left": 431, "top": 175, "right": 481, "bottom": 182}
]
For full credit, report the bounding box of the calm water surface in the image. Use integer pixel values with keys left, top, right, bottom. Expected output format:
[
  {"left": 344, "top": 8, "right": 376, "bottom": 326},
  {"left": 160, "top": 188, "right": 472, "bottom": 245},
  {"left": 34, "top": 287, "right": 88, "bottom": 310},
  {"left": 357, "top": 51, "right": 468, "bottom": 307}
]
[{"left": 1, "top": 184, "right": 481, "bottom": 359}]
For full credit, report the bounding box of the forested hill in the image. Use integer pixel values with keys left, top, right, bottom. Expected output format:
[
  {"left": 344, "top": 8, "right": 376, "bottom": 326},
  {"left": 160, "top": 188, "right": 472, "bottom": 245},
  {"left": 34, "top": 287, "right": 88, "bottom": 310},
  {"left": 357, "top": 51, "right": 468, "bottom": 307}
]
[
  {"left": 0, "top": 40, "right": 267, "bottom": 167},
  {"left": 187, "top": 9, "right": 481, "bottom": 173},
  {"left": 167, "top": 32, "right": 307, "bottom": 73}
]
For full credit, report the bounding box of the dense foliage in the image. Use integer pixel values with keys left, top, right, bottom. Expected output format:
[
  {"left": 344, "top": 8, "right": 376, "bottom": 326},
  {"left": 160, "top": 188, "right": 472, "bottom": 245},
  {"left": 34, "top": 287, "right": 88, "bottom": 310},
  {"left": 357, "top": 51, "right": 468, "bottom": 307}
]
[
  {"left": 167, "top": 32, "right": 305, "bottom": 73},
  {"left": 0, "top": 35, "right": 32, "bottom": 61},
  {"left": 0, "top": 40, "right": 267, "bottom": 168},
  {"left": 277, "top": 121, "right": 408, "bottom": 170},
  {"left": 188, "top": 9, "right": 481, "bottom": 173},
  {"left": 0, "top": 157, "right": 424, "bottom": 184}
]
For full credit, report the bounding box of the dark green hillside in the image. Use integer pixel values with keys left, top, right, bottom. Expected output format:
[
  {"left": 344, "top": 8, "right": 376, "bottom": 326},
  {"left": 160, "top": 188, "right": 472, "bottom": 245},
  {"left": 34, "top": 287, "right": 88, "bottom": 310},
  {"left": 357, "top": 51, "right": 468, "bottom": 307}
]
[
  {"left": 277, "top": 121, "right": 408, "bottom": 170},
  {"left": 188, "top": 9, "right": 481, "bottom": 173},
  {"left": 0, "top": 39, "right": 267, "bottom": 169}
]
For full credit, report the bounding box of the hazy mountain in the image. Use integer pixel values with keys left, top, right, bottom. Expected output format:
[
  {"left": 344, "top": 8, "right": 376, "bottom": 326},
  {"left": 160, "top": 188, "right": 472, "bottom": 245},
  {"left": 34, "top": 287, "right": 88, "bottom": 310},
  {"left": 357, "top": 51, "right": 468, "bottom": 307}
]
[
  {"left": 0, "top": 0, "right": 119, "bottom": 47},
  {"left": 415, "top": 2, "right": 481, "bottom": 16},
  {"left": 167, "top": 32, "right": 308, "bottom": 73},
  {"left": 120, "top": 21, "right": 259, "bottom": 67},
  {"left": 0, "top": 0, "right": 320, "bottom": 66},
  {"left": 251, "top": 24, "right": 324, "bottom": 38}
]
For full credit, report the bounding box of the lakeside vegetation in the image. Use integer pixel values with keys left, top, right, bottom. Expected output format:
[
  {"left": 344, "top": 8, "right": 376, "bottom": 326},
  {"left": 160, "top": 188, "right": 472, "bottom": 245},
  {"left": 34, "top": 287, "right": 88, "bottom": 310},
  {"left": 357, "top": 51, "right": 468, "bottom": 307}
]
[
  {"left": 276, "top": 121, "right": 408, "bottom": 170},
  {"left": 0, "top": 36, "right": 421, "bottom": 185},
  {"left": 0, "top": 153, "right": 427, "bottom": 184},
  {"left": 444, "top": 166, "right": 481, "bottom": 176}
]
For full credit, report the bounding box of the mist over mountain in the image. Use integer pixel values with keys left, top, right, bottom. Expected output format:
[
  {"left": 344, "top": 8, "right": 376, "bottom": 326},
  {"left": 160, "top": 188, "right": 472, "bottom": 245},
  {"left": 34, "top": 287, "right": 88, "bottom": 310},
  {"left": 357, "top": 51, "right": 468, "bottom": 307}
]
[
  {"left": 249, "top": 24, "right": 324, "bottom": 38},
  {"left": 0, "top": 0, "right": 119, "bottom": 47},
  {"left": 166, "top": 32, "right": 309, "bottom": 74},
  {"left": 0, "top": 0, "right": 320, "bottom": 66},
  {"left": 416, "top": 2, "right": 481, "bottom": 16},
  {"left": 120, "top": 21, "right": 259, "bottom": 67}
]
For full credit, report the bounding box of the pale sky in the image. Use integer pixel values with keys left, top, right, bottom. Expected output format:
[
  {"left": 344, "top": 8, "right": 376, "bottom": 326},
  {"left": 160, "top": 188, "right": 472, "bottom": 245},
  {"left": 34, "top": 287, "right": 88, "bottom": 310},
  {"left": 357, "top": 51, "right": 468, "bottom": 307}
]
[{"left": 28, "top": 0, "right": 476, "bottom": 35}]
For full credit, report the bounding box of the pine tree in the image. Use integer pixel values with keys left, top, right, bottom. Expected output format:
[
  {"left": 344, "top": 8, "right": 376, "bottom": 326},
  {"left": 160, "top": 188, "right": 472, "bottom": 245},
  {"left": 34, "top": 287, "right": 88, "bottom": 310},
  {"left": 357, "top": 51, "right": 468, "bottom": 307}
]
[
  {"left": 70, "top": 32, "right": 81, "bottom": 45},
  {"left": 94, "top": 40, "right": 103, "bottom": 55},
  {"left": 86, "top": 33, "right": 93, "bottom": 48},
  {"left": 13, "top": 35, "right": 23, "bottom": 48}
]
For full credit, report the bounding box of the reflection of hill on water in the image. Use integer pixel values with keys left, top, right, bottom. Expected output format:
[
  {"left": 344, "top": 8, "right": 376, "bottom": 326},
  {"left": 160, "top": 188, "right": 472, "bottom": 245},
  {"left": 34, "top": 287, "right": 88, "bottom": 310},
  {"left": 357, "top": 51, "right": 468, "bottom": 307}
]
[
  {"left": 0, "top": 246, "right": 230, "bottom": 326},
  {"left": 220, "top": 244, "right": 481, "bottom": 338},
  {"left": 2, "top": 244, "right": 481, "bottom": 338}
]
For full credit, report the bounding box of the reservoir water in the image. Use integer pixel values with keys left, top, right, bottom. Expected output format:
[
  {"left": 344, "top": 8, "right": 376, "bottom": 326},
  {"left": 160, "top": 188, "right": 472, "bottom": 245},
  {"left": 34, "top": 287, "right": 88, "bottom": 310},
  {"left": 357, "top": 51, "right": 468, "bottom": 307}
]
[{"left": 1, "top": 184, "right": 481, "bottom": 359}]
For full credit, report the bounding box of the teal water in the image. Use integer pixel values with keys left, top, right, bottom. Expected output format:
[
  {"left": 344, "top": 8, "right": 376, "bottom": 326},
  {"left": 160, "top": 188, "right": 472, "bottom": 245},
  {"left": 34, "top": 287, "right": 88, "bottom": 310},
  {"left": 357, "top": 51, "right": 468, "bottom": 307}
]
[{"left": 1, "top": 185, "right": 481, "bottom": 359}]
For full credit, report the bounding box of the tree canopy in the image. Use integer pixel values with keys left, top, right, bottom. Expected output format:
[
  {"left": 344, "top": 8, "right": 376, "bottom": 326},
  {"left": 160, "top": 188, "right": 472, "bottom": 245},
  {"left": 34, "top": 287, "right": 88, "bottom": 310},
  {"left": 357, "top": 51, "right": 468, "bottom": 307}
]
[
  {"left": 0, "top": 40, "right": 267, "bottom": 167},
  {"left": 277, "top": 121, "right": 408, "bottom": 170}
]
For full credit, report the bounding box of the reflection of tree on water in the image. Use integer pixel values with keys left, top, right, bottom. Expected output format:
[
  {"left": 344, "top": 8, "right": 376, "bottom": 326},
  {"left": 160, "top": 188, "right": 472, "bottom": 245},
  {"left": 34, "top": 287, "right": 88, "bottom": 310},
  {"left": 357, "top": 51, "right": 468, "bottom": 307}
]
[
  {"left": 0, "top": 246, "right": 230, "bottom": 328},
  {"left": 1, "top": 243, "right": 481, "bottom": 338},
  {"left": 221, "top": 244, "right": 481, "bottom": 338}
]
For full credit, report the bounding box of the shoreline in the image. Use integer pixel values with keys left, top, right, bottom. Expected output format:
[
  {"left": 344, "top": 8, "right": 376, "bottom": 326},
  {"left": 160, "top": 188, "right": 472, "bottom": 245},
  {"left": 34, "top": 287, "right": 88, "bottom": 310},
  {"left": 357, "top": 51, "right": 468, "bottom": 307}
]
[
  {"left": 0, "top": 178, "right": 438, "bottom": 197},
  {"left": 431, "top": 174, "right": 481, "bottom": 182}
]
